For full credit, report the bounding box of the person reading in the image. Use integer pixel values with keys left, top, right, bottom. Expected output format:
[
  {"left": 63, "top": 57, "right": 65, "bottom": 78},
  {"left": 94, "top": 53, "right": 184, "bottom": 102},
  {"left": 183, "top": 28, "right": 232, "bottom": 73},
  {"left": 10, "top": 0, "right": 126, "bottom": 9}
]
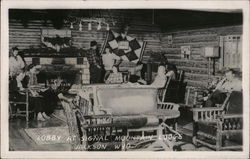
[{"left": 204, "top": 68, "right": 242, "bottom": 107}]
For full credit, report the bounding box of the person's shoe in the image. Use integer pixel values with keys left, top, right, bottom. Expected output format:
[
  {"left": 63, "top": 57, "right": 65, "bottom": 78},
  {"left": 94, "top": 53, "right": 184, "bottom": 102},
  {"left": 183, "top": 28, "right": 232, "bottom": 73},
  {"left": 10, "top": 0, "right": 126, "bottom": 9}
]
[
  {"left": 37, "top": 112, "right": 46, "bottom": 121},
  {"left": 42, "top": 112, "right": 51, "bottom": 119}
]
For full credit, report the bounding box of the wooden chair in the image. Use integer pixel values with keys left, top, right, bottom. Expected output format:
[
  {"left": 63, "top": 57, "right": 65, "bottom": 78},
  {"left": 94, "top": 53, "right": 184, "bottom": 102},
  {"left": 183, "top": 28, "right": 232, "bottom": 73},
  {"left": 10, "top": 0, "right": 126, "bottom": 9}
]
[
  {"left": 157, "top": 76, "right": 171, "bottom": 103},
  {"left": 192, "top": 91, "right": 243, "bottom": 151},
  {"left": 9, "top": 89, "right": 35, "bottom": 122},
  {"left": 158, "top": 70, "right": 187, "bottom": 104},
  {"left": 58, "top": 93, "right": 118, "bottom": 151}
]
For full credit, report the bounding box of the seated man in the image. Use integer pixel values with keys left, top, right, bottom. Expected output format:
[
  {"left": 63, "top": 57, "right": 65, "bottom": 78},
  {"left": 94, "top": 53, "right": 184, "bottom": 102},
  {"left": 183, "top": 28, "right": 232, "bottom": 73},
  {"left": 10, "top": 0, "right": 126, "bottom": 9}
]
[
  {"left": 39, "top": 79, "right": 61, "bottom": 117},
  {"left": 204, "top": 68, "right": 242, "bottom": 107},
  {"left": 105, "top": 66, "right": 123, "bottom": 84}
]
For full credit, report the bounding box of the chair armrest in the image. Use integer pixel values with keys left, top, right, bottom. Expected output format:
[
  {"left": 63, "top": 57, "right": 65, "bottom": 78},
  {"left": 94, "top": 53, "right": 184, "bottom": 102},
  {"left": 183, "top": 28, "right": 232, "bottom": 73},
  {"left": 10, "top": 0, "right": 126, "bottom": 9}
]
[
  {"left": 158, "top": 102, "right": 179, "bottom": 111},
  {"left": 219, "top": 114, "right": 243, "bottom": 119},
  {"left": 192, "top": 107, "right": 224, "bottom": 121},
  {"left": 192, "top": 107, "right": 223, "bottom": 112}
]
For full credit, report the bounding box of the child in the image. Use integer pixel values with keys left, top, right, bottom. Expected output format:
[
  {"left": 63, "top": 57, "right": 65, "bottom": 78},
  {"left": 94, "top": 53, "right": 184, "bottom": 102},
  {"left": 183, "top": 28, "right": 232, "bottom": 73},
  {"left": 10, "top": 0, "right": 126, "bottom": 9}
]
[
  {"left": 102, "top": 47, "right": 121, "bottom": 81},
  {"left": 105, "top": 66, "right": 123, "bottom": 84}
]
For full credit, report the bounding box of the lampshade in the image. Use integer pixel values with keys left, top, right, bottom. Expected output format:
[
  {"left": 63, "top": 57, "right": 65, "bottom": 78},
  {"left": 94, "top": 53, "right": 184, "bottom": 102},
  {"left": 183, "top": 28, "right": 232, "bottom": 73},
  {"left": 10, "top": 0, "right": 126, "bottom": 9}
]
[
  {"left": 97, "top": 22, "right": 101, "bottom": 30},
  {"left": 204, "top": 46, "right": 219, "bottom": 58}
]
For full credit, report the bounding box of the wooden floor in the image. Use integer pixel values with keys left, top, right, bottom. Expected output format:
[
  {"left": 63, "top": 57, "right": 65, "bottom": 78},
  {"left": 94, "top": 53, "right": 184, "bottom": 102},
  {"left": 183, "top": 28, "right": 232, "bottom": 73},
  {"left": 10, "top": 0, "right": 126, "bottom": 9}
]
[
  {"left": 9, "top": 115, "right": 72, "bottom": 151},
  {"left": 9, "top": 108, "right": 214, "bottom": 151}
]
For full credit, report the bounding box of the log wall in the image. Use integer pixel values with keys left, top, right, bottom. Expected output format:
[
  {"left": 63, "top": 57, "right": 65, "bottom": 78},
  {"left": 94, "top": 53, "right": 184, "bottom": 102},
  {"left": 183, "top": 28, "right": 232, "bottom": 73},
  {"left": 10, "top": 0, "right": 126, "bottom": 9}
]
[
  {"left": 9, "top": 10, "right": 243, "bottom": 88},
  {"left": 9, "top": 10, "right": 162, "bottom": 56},
  {"left": 161, "top": 25, "right": 242, "bottom": 88}
]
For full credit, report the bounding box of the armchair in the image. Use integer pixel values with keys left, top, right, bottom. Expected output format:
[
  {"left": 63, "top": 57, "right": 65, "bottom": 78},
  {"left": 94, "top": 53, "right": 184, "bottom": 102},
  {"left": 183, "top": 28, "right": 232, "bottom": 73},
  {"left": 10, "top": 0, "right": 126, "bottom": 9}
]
[
  {"left": 158, "top": 70, "right": 187, "bottom": 104},
  {"left": 192, "top": 91, "right": 243, "bottom": 151},
  {"left": 58, "top": 93, "right": 116, "bottom": 151},
  {"left": 9, "top": 88, "right": 35, "bottom": 123}
]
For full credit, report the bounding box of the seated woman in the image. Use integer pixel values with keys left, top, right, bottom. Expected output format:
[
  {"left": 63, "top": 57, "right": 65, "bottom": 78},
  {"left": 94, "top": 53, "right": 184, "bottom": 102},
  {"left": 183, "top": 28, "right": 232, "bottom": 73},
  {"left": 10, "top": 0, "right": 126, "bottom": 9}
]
[
  {"left": 204, "top": 68, "right": 242, "bottom": 107},
  {"left": 105, "top": 66, "right": 123, "bottom": 84},
  {"left": 165, "top": 63, "right": 177, "bottom": 81},
  {"left": 150, "top": 65, "right": 168, "bottom": 88},
  {"left": 10, "top": 66, "right": 48, "bottom": 121}
]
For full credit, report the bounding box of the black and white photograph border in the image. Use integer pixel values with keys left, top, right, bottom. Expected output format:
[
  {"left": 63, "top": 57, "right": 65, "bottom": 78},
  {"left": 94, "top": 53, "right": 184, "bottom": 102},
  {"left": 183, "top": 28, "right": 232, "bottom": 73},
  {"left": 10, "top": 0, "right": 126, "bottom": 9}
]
[{"left": 1, "top": 0, "right": 250, "bottom": 159}]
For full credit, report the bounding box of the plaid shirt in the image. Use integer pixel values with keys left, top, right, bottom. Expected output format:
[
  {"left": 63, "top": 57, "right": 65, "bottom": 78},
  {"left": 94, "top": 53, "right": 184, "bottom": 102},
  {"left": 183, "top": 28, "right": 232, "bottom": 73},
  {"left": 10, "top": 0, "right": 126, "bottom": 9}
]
[
  {"left": 86, "top": 48, "right": 100, "bottom": 66},
  {"left": 105, "top": 73, "right": 123, "bottom": 84}
]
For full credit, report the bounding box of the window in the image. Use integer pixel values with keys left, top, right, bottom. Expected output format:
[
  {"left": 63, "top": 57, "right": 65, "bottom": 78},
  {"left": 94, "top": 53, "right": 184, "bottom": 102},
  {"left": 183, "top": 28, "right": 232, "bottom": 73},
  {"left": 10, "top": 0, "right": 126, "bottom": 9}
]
[{"left": 219, "top": 35, "right": 242, "bottom": 70}]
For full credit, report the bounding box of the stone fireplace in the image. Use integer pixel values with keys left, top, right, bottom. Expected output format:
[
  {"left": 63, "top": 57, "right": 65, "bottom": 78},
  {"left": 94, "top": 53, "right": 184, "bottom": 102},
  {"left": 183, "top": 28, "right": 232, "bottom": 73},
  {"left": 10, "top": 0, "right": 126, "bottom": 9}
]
[{"left": 24, "top": 56, "right": 90, "bottom": 84}]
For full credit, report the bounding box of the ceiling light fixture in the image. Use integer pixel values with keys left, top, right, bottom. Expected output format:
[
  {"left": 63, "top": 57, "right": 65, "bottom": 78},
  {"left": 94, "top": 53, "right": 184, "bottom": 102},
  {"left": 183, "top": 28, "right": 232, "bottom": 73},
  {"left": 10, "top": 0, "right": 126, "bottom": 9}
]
[{"left": 97, "top": 22, "right": 101, "bottom": 30}]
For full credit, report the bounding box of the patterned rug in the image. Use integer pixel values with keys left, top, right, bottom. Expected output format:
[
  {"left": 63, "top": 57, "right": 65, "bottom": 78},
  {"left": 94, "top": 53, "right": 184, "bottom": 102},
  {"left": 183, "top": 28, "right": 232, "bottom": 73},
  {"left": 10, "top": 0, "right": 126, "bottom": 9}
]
[
  {"left": 52, "top": 109, "right": 67, "bottom": 123},
  {"left": 24, "top": 126, "right": 70, "bottom": 145}
]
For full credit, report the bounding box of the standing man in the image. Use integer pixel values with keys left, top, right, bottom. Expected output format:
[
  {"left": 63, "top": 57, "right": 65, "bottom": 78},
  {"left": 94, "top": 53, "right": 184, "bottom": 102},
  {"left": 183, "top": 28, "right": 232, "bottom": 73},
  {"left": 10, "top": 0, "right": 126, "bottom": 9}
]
[{"left": 86, "top": 41, "right": 102, "bottom": 84}]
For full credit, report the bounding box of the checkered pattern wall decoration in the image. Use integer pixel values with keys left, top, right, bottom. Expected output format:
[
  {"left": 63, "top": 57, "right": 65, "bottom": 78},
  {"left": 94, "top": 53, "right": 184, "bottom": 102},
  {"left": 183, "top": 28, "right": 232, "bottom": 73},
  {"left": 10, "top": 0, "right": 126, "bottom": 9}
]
[{"left": 101, "top": 30, "right": 147, "bottom": 63}]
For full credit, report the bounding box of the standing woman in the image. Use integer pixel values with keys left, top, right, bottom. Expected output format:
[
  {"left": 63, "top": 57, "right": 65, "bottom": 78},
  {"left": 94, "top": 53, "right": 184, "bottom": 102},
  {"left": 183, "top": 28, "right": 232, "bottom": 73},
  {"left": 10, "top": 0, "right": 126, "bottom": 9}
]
[{"left": 9, "top": 47, "right": 26, "bottom": 78}]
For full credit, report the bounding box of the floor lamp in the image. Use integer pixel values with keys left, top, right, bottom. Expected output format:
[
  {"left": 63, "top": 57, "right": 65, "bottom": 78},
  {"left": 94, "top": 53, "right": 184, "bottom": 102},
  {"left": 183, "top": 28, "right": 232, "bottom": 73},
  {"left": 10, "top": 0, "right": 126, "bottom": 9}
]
[{"left": 204, "top": 46, "right": 219, "bottom": 79}]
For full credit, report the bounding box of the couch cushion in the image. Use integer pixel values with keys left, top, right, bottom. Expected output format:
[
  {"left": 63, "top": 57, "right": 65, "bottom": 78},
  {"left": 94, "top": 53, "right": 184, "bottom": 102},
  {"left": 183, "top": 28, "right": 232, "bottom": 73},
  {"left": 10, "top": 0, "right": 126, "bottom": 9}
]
[
  {"left": 144, "top": 109, "right": 180, "bottom": 120},
  {"left": 112, "top": 115, "right": 159, "bottom": 128},
  {"left": 197, "top": 121, "right": 217, "bottom": 136},
  {"left": 97, "top": 87, "right": 158, "bottom": 116}
]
